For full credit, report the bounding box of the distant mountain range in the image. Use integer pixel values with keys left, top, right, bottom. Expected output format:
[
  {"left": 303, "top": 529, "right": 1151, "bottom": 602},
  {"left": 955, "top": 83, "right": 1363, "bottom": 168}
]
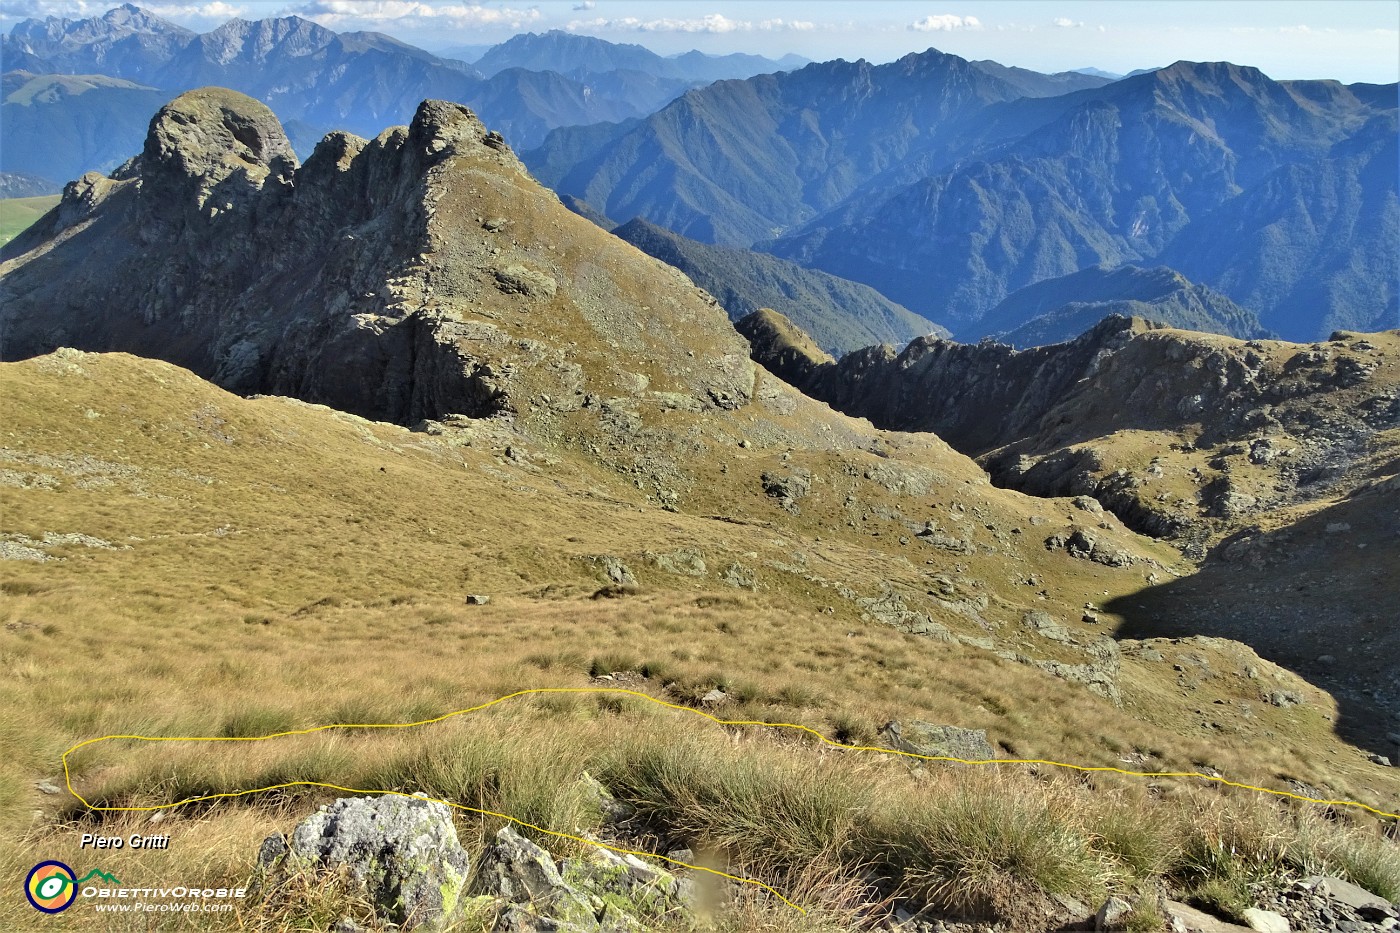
[
  {"left": 0, "top": 6, "right": 804, "bottom": 188},
  {"left": 975, "top": 265, "right": 1273, "bottom": 347},
  {"left": 529, "top": 53, "right": 1398, "bottom": 341},
  {"left": 6, "top": 5, "right": 1394, "bottom": 343},
  {"left": 474, "top": 30, "right": 807, "bottom": 83}
]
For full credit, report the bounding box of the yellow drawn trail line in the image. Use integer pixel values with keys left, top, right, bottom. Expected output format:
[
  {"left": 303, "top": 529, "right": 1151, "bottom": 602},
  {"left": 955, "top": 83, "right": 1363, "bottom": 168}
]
[{"left": 61, "top": 686, "right": 1400, "bottom": 914}]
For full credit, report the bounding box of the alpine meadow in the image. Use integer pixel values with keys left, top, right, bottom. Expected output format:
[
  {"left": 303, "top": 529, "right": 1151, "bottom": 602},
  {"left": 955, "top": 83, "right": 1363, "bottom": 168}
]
[{"left": 1, "top": 3, "right": 1397, "bottom": 933}]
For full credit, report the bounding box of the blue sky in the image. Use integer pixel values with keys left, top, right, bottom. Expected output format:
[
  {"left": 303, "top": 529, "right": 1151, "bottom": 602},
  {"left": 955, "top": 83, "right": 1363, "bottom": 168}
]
[{"left": 4, "top": 1, "right": 1398, "bottom": 83}]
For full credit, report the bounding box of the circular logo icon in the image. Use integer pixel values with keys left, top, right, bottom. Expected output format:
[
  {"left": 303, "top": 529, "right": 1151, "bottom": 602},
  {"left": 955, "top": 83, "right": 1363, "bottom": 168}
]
[{"left": 26, "top": 861, "right": 77, "bottom": 913}]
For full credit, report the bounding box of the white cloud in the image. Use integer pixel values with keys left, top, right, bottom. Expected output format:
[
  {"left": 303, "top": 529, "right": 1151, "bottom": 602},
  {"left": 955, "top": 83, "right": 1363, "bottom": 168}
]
[
  {"left": 568, "top": 13, "right": 817, "bottom": 34},
  {"left": 290, "top": 1, "right": 542, "bottom": 30},
  {"left": 1053, "top": 17, "right": 1084, "bottom": 28},
  {"left": 0, "top": 0, "right": 246, "bottom": 24},
  {"left": 759, "top": 18, "right": 814, "bottom": 32},
  {"left": 908, "top": 14, "right": 981, "bottom": 32},
  {"left": 571, "top": 0, "right": 593, "bottom": 10},
  {"left": 0, "top": 0, "right": 98, "bottom": 18}
]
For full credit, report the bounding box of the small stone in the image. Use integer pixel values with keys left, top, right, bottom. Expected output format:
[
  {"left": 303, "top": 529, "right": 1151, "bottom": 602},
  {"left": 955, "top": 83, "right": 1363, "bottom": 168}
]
[
  {"left": 35, "top": 781, "right": 62, "bottom": 795},
  {"left": 1313, "top": 875, "right": 1391, "bottom": 911},
  {"left": 1072, "top": 495, "right": 1104, "bottom": 515},
  {"left": 1240, "top": 907, "right": 1290, "bottom": 932},
  {"left": 464, "top": 594, "right": 491, "bottom": 605},
  {"left": 700, "top": 688, "right": 727, "bottom": 706},
  {"left": 1095, "top": 895, "right": 1133, "bottom": 930}
]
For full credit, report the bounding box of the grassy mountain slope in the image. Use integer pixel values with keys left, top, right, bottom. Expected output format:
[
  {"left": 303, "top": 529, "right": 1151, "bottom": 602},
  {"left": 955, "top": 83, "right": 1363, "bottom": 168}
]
[
  {"left": 4, "top": 348, "right": 1398, "bottom": 931},
  {"left": 610, "top": 216, "right": 947, "bottom": 354},
  {"left": 3, "top": 88, "right": 1398, "bottom": 931},
  {"left": 0, "top": 194, "right": 59, "bottom": 246}
]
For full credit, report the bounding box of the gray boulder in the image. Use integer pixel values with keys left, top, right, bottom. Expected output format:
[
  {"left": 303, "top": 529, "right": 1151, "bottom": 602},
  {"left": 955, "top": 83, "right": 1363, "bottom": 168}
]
[
  {"left": 561, "top": 844, "right": 697, "bottom": 928},
  {"left": 880, "top": 720, "right": 996, "bottom": 761},
  {"left": 1309, "top": 875, "right": 1390, "bottom": 911},
  {"left": 258, "top": 793, "right": 471, "bottom": 931},
  {"left": 1095, "top": 895, "right": 1133, "bottom": 930},
  {"left": 471, "top": 826, "right": 597, "bottom": 929}
]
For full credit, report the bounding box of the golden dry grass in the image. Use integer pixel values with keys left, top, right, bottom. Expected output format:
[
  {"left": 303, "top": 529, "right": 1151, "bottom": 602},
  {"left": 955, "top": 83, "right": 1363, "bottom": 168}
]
[{"left": 2, "top": 351, "right": 1397, "bottom": 931}]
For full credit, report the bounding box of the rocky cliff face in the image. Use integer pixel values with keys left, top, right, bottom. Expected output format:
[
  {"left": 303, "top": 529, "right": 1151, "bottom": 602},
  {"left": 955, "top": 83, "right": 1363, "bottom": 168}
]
[
  {"left": 743, "top": 313, "right": 1400, "bottom": 553},
  {"left": 1, "top": 88, "right": 755, "bottom": 429}
]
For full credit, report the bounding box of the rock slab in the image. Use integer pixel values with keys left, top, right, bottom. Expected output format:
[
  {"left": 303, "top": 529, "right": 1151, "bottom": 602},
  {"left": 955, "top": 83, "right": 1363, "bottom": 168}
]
[{"left": 258, "top": 793, "right": 471, "bottom": 931}]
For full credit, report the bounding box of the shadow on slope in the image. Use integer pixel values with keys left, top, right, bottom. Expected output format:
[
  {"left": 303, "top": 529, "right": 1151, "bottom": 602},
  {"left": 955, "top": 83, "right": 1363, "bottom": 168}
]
[{"left": 1110, "top": 474, "right": 1400, "bottom": 761}]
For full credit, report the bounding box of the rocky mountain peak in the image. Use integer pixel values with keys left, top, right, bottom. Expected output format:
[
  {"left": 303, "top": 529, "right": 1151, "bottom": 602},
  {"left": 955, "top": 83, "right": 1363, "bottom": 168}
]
[
  {"left": 407, "top": 98, "right": 503, "bottom": 164},
  {"left": 2, "top": 92, "right": 755, "bottom": 428},
  {"left": 140, "top": 87, "right": 298, "bottom": 211},
  {"left": 7, "top": 2, "right": 191, "bottom": 49},
  {"left": 194, "top": 15, "right": 336, "bottom": 64}
]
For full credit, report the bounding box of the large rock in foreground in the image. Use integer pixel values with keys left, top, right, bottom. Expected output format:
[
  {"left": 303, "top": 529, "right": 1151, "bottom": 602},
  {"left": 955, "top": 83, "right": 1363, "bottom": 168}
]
[
  {"left": 880, "top": 720, "right": 997, "bottom": 761},
  {"left": 257, "top": 794, "right": 471, "bottom": 930}
]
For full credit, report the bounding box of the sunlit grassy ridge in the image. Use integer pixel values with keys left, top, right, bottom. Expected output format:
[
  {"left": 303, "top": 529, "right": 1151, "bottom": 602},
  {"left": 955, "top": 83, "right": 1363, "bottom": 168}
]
[
  {"left": 0, "top": 194, "right": 59, "bottom": 247},
  {"left": 3, "top": 350, "right": 1397, "bottom": 931}
]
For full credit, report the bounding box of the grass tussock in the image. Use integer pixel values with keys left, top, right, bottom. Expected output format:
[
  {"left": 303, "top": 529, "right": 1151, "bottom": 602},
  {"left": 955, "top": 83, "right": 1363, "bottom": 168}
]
[{"left": 6, "top": 682, "right": 1400, "bottom": 931}]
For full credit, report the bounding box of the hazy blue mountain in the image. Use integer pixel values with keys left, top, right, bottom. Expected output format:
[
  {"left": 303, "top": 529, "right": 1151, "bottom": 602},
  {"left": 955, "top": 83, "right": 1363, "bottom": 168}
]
[
  {"left": 1, "top": 3, "right": 193, "bottom": 79},
  {"left": 1, "top": 6, "right": 672, "bottom": 164},
  {"left": 1073, "top": 67, "right": 1123, "bottom": 80},
  {"left": 527, "top": 49, "right": 1030, "bottom": 246},
  {"left": 977, "top": 265, "right": 1273, "bottom": 347},
  {"left": 609, "top": 217, "right": 947, "bottom": 354},
  {"left": 664, "top": 48, "right": 811, "bottom": 82},
  {"left": 475, "top": 30, "right": 804, "bottom": 83},
  {"left": 0, "top": 171, "right": 62, "bottom": 197},
  {"left": 970, "top": 60, "right": 1112, "bottom": 97},
  {"left": 1, "top": 72, "right": 168, "bottom": 180},
  {"left": 1160, "top": 110, "right": 1400, "bottom": 337},
  {"left": 433, "top": 43, "right": 492, "bottom": 64},
  {"left": 765, "top": 62, "right": 1395, "bottom": 338}
]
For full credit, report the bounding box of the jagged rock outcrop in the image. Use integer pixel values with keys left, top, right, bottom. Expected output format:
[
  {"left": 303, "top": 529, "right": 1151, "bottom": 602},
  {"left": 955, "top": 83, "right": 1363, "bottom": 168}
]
[
  {"left": 753, "top": 314, "right": 1148, "bottom": 452},
  {"left": 0, "top": 88, "right": 755, "bottom": 428},
  {"left": 470, "top": 826, "right": 695, "bottom": 932},
  {"left": 741, "top": 312, "right": 1400, "bottom": 550},
  {"left": 734, "top": 308, "right": 833, "bottom": 388}
]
